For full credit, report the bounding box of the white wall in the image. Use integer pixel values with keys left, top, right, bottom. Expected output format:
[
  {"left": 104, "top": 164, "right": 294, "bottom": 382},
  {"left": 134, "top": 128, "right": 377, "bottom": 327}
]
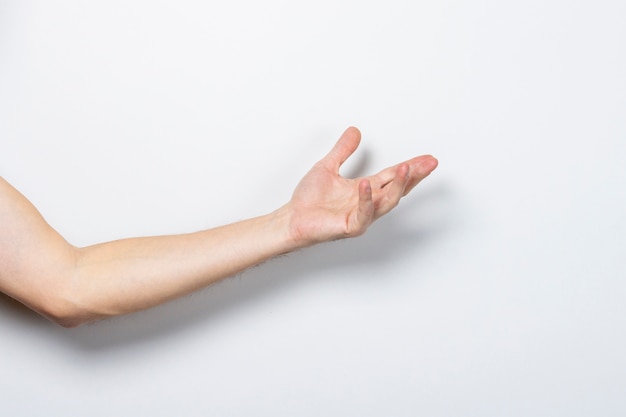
[{"left": 1, "top": 1, "right": 625, "bottom": 415}]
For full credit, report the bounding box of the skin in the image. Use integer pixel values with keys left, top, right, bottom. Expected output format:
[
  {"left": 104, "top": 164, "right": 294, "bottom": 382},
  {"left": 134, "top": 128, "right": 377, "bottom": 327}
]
[{"left": 0, "top": 127, "right": 438, "bottom": 327}]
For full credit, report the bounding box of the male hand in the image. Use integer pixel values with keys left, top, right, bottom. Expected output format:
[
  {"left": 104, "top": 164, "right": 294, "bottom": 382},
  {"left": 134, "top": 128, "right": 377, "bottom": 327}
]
[{"left": 286, "top": 127, "right": 438, "bottom": 246}]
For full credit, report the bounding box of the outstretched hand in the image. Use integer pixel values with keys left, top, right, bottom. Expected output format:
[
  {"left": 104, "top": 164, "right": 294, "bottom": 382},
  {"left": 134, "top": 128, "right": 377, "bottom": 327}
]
[{"left": 286, "top": 127, "right": 438, "bottom": 246}]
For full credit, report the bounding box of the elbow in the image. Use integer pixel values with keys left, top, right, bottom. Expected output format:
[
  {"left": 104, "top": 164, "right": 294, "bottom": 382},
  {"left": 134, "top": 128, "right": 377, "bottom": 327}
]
[
  {"left": 48, "top": 311, "right": 89, "bottom": 329},
  {"left": 34, "top": 279, "right": 97, "bottom": 328},
  {"left": 11, "top": 278, "right": 92, "bottom": 328},
  {"left": 40, "top": 251, "right": 106, "bottom": 328},
  {"left": 39, "top": 296, "right": 92, "bottom": 328}
]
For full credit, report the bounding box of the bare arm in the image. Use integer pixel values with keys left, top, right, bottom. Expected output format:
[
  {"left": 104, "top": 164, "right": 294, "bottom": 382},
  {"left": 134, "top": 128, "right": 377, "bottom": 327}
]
[{"left": 0, "top": 127, "right": 437, "bottom": 327}]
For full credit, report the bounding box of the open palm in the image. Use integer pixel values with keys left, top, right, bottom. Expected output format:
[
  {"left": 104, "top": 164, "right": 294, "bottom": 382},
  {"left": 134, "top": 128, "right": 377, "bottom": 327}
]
[{"left": 286, "top": 127, "right": 438, "bottom": 246}]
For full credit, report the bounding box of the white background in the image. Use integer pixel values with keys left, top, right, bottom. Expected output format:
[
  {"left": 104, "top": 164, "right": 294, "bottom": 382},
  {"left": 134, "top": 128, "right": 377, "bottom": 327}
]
[{"left": 1, "top": 1, "right": 625, "bottom": 416}]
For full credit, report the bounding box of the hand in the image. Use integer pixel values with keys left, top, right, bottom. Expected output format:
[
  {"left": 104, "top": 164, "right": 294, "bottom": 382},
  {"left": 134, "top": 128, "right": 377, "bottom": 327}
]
[{"left": 285, "top": 127, "right": 438, "bottom": 246}]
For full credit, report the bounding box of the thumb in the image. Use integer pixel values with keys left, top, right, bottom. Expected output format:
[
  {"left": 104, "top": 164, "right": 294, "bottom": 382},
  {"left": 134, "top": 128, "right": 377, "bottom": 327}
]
[{"left": 322, "top": 126, "right": 362, "bottom": 171}]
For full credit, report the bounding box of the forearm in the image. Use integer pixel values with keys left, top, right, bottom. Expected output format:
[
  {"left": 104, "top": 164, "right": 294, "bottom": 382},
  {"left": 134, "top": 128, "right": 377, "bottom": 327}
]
[{"left": 68, "top": 205, "right": 298, "bottom": 325}]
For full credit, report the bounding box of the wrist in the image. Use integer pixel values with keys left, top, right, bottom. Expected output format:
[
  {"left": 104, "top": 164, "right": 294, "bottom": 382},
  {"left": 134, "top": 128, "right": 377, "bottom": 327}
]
[{"left": 271, "top": 203, "right": 314, "bottom": 252}]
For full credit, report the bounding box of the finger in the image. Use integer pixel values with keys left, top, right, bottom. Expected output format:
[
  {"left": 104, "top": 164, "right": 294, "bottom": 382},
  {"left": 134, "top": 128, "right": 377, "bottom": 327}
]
[
  {"left": 322, "top": 126, "right": 361, "bottom": 172},
  {"left": 371, "top": 155, "right": 437, "bottom": 190},
  {"left": 375, "top": 163, "right": 410, "bottom": 218},
  {"left": 369, "top": 166, "right": 399, "bottom": 189},
  {"left": 354, "top": 178, "right": 374, "bottom": 234},
  {"left": 371, "top": 154, "right": 434, "bottom": 189},
  {"left": 402, "top": 156, "right": 438, "bottom": 196}
]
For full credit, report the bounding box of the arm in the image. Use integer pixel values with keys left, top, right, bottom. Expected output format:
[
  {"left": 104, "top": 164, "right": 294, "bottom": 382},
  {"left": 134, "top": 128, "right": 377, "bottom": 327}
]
[{"left": 0, "top": 127, "right": 437, "bottom": 327}]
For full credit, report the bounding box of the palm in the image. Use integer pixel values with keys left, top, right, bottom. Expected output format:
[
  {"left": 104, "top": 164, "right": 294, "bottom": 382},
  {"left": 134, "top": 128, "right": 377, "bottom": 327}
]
[
  {"left": 286, "top": 127, "right": 438, "bottom": 246},
  {"left": 290, "top": 163, "right": 363, "bottom": 243}
]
